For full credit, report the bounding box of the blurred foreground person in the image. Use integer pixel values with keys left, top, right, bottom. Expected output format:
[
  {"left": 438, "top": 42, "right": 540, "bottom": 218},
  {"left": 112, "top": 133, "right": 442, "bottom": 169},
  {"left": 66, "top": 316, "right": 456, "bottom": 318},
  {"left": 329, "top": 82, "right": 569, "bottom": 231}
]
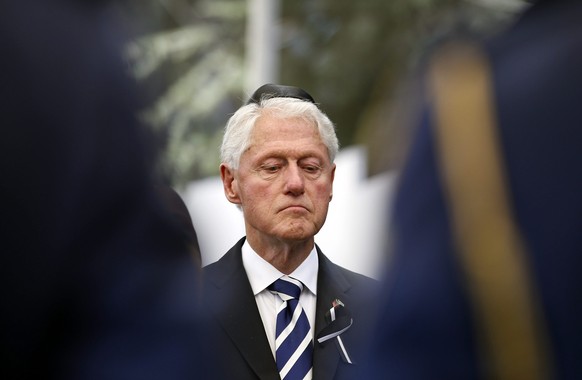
[
  {"left": 365, "top": 0, "right": 582, "bottom": 379},
  {"left": 0, "top": 0, "right": 210, "bottom": 379}
]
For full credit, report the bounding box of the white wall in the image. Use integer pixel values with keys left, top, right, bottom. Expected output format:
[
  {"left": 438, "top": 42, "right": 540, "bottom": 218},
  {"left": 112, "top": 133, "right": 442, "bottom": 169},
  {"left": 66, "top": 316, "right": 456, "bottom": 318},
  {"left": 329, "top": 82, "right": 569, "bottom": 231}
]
[{"left": 182, "top": 146, "right": 396, "bottom": 279}]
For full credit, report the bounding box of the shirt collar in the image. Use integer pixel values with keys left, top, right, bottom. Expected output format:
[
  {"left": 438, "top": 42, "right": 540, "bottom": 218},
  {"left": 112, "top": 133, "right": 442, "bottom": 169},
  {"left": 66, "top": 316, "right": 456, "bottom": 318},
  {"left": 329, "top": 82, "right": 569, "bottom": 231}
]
[{"left": 242, "top": 239, "right": 319, "bottom": 296}]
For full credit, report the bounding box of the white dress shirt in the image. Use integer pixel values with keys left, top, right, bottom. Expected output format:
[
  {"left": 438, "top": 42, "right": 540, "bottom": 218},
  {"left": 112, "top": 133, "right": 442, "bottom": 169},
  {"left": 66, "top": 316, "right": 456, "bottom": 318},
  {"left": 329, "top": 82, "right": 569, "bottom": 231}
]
[{"left": 242, "top": 240, "right": 319, "bottom": 359}]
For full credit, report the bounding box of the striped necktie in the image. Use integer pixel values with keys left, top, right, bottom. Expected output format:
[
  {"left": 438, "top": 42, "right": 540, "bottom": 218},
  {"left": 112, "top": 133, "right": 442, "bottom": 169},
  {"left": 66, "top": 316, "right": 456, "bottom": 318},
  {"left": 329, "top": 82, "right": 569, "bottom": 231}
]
[{"left": 268, "top": 276, "right": 313, "bottom": 380}]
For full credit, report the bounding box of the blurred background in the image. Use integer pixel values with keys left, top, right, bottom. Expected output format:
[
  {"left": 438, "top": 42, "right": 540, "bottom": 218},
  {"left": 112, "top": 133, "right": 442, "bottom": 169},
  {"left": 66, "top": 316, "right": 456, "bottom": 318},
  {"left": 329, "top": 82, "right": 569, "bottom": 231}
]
[{"left": 117, "top": 0, "right": 529, "bottom": 276}]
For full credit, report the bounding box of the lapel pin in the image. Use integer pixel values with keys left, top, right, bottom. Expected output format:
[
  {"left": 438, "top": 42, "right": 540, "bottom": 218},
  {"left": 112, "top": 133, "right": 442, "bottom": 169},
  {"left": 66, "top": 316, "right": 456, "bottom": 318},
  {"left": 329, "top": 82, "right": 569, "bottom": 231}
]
[{"left": 316, "top": 298, "right": 355, "bottom": 364}]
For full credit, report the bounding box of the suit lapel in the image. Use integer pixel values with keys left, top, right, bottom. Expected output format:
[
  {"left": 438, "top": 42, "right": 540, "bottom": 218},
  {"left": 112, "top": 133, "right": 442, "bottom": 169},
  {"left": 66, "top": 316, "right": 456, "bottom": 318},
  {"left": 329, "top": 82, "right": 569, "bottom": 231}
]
[
  {"left": 205, "top": 238, "right": 279, "bottom": 379},
  {"left": 312, "top": 247, "right": 353, "bottom": 380}
]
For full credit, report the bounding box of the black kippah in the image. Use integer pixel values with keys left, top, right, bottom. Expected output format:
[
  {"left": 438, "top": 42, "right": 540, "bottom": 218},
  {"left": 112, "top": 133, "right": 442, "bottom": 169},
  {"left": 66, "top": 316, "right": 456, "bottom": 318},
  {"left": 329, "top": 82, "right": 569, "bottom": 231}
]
[{"left": 246, "top": 83, "right": 315, "bottom": 105}]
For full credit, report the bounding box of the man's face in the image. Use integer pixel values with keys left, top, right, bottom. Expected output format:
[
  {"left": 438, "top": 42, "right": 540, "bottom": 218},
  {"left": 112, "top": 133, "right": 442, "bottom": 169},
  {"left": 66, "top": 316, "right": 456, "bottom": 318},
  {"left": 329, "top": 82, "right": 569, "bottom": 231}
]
[{"left": 221, "top": 113, "right": 335, "bottom": 245}]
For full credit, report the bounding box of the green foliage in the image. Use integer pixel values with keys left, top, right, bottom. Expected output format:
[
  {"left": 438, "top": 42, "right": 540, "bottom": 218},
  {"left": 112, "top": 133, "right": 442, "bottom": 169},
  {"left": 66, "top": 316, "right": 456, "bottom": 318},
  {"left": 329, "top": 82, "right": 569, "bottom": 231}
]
[{"left": 122, "top": 0, "right": 527, "bottom": 186}]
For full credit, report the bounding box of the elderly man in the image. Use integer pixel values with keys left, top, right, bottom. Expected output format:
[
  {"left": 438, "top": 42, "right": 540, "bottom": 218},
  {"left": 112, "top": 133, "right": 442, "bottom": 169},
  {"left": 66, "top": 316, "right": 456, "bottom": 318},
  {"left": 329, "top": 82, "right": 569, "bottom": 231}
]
[{"left": 202, "top": 84, "right": 378, "bottom": 380}]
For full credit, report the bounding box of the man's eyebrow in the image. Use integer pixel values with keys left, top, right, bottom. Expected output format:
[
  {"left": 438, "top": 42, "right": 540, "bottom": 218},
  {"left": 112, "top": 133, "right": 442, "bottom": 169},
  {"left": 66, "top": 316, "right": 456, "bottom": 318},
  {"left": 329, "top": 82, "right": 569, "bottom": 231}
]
[{"left": 298, "top": 155, "right": 324, "bottom": 163}]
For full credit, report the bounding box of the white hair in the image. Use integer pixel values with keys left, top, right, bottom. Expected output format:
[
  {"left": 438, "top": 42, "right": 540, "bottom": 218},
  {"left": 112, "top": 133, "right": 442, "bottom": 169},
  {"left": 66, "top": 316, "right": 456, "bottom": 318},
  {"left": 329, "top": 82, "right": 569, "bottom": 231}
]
[{"left": 220, "top": 97, "right": 339, "bottom": 169}]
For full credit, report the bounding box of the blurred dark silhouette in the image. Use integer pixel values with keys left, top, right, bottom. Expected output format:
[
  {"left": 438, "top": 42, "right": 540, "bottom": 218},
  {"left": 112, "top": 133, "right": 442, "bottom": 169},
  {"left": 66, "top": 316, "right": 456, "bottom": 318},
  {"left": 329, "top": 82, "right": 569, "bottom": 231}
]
[
  {"left": 0, "top": 0, "right": 211, "bottom": 379},
  {"left": 364, "top": 0, "right": 582, "bottom": 379},
  {"left": 156, "top": 184, "right": 202, "bottom": 267}
]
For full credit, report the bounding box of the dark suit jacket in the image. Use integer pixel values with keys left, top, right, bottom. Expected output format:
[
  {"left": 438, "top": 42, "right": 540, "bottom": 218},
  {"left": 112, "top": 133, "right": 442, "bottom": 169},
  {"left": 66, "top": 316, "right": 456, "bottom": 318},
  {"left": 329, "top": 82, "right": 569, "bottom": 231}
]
[{"left": 202, "top": 237, "right": 378, "bottom": 380}]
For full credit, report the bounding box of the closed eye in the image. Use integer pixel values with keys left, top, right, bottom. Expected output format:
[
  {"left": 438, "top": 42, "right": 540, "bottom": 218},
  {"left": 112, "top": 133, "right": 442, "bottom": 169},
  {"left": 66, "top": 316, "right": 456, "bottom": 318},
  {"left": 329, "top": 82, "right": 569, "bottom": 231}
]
[
  {"left": 302, "top": 164, "right": 323, "bottom": 178},
  {"left": 262, "top": 164, "right": 281, "bottom": 173},
  {"left": 254, "top": 163, "right": 283, "bottom": 179}
]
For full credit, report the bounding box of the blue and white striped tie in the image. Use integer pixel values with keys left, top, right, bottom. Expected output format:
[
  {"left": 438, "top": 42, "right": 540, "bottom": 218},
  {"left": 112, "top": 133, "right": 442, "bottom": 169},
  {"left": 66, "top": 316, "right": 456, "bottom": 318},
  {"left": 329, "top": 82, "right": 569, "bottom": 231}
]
[{"left": 269, "top": 276, "right": 313, "bottom": 380}]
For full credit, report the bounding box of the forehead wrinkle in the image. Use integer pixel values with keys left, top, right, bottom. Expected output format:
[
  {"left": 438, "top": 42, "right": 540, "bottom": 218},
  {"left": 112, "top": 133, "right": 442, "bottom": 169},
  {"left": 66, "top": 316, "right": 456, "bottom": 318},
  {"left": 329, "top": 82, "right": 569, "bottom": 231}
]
[{"left": 247, "top": 144, "right": 329, "bottom": 164}]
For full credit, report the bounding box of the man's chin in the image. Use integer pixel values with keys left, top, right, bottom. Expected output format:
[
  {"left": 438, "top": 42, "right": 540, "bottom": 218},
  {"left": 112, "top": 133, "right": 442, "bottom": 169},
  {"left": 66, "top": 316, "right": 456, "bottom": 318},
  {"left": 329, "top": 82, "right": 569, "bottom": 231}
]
[{"left": 275, "top": 226, "right": 320, "bottom": 243}]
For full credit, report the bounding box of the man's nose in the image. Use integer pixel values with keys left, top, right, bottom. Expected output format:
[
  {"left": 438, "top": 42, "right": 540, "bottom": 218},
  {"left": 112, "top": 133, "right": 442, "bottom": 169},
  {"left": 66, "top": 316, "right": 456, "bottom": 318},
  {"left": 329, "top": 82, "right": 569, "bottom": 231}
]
[{"left": 283, "top": 164, "right": 305, "bottom": 195}]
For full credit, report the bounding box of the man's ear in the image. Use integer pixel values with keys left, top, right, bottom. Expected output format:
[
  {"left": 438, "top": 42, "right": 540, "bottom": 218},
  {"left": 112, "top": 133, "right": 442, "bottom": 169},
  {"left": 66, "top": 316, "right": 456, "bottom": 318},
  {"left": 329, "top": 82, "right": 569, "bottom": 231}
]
[
  {"left": 329, "top": 163, "right": 336, "bottom": 201},
  {"left": 220, "top": 163, "right": 241, "bottom": 205}
]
